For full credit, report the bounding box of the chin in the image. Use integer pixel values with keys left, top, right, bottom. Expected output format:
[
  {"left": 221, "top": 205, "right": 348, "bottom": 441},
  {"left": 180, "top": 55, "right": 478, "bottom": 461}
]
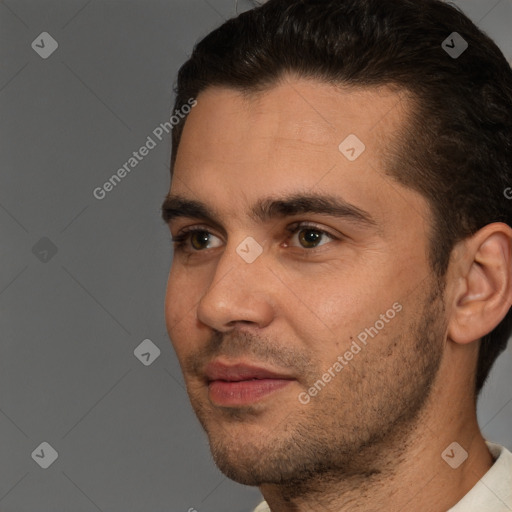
[
  {"left": 200, "top": 415, "right": 283, "bottom": 485},
  {"left": 209, "top": 442, "right": 282, "bottom": 486}
]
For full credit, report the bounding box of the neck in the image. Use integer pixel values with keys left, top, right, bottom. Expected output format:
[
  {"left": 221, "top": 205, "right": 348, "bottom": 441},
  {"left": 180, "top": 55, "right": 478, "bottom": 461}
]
[{"left": 258, "top": 388, "right": 493, "bottom": 511}]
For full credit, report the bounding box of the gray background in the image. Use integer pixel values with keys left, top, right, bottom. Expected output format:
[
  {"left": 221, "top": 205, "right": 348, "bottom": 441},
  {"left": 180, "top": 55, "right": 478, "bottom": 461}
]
[{"left": 0, "top": 0, "right": 511, "bottom": 511}]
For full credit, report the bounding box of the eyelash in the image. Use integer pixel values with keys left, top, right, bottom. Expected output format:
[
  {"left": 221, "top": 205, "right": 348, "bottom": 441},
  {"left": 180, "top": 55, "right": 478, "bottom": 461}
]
[{"left": 171, "top": 222, "right": 338, "bottom": 253}]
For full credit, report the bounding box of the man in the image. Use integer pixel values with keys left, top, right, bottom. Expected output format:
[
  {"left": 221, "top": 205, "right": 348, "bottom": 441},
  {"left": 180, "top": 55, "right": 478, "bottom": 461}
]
[{"left": 161, "top": 0, "right": 512, "bottom": 510}]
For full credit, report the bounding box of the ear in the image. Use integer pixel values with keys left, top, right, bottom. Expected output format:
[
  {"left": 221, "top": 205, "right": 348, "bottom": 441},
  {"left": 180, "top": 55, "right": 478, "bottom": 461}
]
[{"left": 448, "top": 222, "right": 512, "bottom": 345}]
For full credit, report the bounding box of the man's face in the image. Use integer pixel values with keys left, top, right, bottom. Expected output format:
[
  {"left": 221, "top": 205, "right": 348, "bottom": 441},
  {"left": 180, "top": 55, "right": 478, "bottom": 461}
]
[{"left": 163, "top": 77, "right": 448, "bottom": 485}]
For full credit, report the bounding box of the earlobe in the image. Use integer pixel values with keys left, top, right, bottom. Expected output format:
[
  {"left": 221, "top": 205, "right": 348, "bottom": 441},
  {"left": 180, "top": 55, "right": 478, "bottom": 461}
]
[{"left": 448, "top": 223, "right": 512, "bottom": 345}]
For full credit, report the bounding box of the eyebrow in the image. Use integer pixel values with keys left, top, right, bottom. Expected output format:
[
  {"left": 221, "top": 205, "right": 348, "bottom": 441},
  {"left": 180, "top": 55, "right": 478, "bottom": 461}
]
[{"left": 161, "top": 193, "right": 377, "bottom": 229}]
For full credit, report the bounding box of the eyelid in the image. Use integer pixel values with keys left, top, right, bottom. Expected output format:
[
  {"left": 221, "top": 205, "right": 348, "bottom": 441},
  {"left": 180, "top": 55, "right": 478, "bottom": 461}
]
[
  {"left": 285, "top": 221, "right": 338, "bottom": 238},
  {"left": 171, "top": 221, "right": 341, "bottom": 254},
  {"left": 172, "top": 221, "right": 337, "bottom": 239},
  {"left": 172, "top": 223, "right": 220, "bottom": 238},
  {"left": 284, "top": 221, "right": 340, "bottom": 251}
]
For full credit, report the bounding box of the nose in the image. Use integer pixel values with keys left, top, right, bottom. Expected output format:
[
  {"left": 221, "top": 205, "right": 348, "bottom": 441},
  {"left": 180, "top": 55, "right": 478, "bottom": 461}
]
[{"left": 196, "top": 240, "right": 275, "bottom": 332}]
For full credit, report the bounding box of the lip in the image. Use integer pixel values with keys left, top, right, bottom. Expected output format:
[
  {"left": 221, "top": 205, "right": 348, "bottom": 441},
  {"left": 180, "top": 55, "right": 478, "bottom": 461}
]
[
  {"left": 205, "top": 361, "right": 294, "bottom": 382},
  {"left": 204, "top": 360, "right": 295, "bottom": 406}
]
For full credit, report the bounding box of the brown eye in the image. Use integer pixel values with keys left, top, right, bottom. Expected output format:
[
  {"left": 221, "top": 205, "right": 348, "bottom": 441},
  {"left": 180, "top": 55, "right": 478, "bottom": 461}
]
[
  {"left": 298, "top": 229, "right": 323, "bottom": 248},
  {"left": 172, "top": 228, "right": 223, "bottom": 252},
  {"left": 190, "top": 231, "right": 213, "bottom": 250},
  {"left": 287, "top": 224, "right": 336, "bottom": 249}
]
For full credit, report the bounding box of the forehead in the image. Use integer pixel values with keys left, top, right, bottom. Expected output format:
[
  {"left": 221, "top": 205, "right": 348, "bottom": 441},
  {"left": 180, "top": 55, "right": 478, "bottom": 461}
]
[
  {"left": 170, "top": 77, "right": 426, "bottom": 229},
  {"left": 176, "top": 78, "right": 408, "bottom": 158}
]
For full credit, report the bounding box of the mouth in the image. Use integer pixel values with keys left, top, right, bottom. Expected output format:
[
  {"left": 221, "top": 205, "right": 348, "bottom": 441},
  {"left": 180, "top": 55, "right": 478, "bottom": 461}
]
[{"left": 204, "top": 361, "right": 296, "bottom": 406}]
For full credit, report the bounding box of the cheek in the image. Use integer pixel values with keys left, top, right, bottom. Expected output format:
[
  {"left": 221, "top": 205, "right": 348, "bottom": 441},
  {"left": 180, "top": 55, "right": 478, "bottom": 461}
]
[
  {"left": 282, "top": 267, "right": 402, "bottom": 354},
  {"left": 164, "top": 266, "right": 199, "bottom": 347}
]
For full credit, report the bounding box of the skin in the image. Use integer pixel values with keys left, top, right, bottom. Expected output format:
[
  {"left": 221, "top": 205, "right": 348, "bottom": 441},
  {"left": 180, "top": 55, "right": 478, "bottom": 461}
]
[{"left": 162, "top": 75, "right": 512, "bottom": 511}]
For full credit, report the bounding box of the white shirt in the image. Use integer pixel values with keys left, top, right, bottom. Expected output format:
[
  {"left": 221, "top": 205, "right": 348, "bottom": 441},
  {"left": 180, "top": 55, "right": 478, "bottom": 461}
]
[{"left": 253, "top": 441, "right": 512, "bottom": 512}]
